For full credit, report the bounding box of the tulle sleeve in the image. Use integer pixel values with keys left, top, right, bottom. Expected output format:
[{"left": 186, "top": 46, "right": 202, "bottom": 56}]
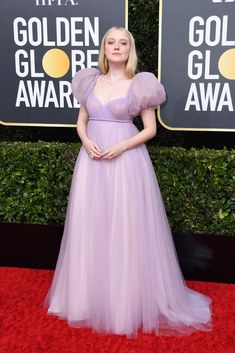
[
  {"left": 128, "top": 72, "right": 166, "bottom": 117},
  {"left": 71, "top": 68, "right": 99, "bottom": 106}
]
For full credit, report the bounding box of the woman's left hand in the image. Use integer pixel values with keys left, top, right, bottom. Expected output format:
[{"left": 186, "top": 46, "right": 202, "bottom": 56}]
[{"left": 101, "top": 142, "right": 127, "bottom": 160}]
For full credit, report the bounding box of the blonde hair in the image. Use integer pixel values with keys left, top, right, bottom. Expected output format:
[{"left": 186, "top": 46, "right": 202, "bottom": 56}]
[{"left": 98, "top": 26, "right": 138, "bottom": 78}]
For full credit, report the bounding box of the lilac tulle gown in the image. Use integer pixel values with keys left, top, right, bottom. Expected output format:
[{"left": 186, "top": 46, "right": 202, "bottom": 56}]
[{"left": 44, "top": 68, "right": 212, "bottom": 338}]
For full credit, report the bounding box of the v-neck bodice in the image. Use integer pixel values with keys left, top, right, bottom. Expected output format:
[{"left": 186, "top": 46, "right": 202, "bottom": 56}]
[
  {"left": 91, "top": 70, "right": 133, "bottom": 108},
  {"left": 86, "top": 70, "right": 134, "bottom": 123},
  {"left": 89, "top": 92, "right": 132, "bottom": 123},
  {"left": 71, "top": 68, "right": 166, "bottom": 123}
]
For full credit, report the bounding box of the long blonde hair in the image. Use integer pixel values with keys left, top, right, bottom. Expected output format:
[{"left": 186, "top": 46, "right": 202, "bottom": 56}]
[{"left": 98, "top": 26, "right": 138, "bottom": 79}]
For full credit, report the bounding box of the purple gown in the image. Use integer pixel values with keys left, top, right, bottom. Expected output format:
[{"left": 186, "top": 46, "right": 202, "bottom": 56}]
[{"left": 44, "top": 68, "right": 212, "bottom": 338}]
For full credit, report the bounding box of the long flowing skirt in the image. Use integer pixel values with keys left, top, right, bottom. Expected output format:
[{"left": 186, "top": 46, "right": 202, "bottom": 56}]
[{"left": 44, "top": 120, "right": 212, "bottom": 338}]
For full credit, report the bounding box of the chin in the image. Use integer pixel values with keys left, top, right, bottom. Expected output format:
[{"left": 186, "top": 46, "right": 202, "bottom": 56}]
[{"left": 109, "top": 57, "right": 127, "bottom": 64}]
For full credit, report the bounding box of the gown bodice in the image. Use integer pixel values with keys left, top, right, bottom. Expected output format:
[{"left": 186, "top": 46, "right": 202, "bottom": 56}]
[{"left": 71, "top": 68, "right": 166, "bottom": 123}]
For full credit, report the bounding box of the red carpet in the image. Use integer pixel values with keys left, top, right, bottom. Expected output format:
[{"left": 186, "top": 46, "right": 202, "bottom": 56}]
[{"left": 0, "top": 267, "right": 234, "bottom": 353}]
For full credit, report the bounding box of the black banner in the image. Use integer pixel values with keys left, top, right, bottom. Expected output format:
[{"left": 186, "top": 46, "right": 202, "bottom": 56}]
[
  {"left": 0, "top": 0, "right": 127, "bottom": 127},
  {"left": 159, "top": 0, "right": 235, "bottom": 131}
]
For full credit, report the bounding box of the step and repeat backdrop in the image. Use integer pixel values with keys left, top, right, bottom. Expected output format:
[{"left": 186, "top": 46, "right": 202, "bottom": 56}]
[
  {"left": 0, "top": 0, "right": 127, "bottom": 127},
  {"left": 159, "top": 0, "right": 235, "bottom": 131},
  {"left": 1, "top": 0, "right": 234, "bottom": 131}
]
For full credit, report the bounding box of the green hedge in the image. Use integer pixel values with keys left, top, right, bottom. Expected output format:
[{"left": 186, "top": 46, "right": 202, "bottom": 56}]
[{"left": 0, "top": 142, "right": 234, "bottom": 235}]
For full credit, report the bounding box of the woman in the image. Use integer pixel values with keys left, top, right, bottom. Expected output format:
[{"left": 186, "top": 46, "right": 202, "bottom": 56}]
[{"left": 44, "top": 26, "right": 212, "bottom": 338}]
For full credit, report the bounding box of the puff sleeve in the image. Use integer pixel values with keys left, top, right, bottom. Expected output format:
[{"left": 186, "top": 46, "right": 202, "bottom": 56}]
[
  {"left": 128, "top": 72, "right": 166, "bottom": 117},
  {"left": 71, "top": 68, "right": 99, "bottom": 106}
]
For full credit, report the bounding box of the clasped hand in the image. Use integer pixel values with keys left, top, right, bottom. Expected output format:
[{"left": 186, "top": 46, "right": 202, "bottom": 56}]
[{"left": 84, "top": 138, "right": 126, "bottom": 160}]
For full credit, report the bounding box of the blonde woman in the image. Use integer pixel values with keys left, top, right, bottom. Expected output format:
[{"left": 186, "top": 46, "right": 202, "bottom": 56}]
[{"left": 44, "top": 27, "right": 212, "bottom": 338}]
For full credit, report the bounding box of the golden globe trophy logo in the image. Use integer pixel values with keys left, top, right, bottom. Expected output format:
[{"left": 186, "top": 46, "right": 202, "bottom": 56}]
[
  {"left": 159, "top": 0, "right": 235, "bottom": 131},
  {"left": 0, "top": 0, "right": 126, "bottom": 126}
]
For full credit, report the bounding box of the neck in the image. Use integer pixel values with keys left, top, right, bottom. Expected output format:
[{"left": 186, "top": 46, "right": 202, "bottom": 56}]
[{"left": 107, "top": 62, "right": 126, "bottom": 77}]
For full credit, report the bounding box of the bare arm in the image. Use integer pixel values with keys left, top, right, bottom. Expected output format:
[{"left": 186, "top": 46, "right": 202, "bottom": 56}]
[
  {"left": 102, "top": 108, "right": 157, "bottom": 159},
  {"left": 76, "top": 105, "right": 89, "bottom": 144},
  {"left": 122, "top": 108, "right": 157, "bottom": 151},
  {"left": 77, "top": 106, "right": 102, "bottom": 158}
]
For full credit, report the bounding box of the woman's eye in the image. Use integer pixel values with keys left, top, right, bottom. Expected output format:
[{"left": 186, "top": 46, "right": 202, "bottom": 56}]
[{"left": 107, "top": 41, "right": 114, "bottom": 45}]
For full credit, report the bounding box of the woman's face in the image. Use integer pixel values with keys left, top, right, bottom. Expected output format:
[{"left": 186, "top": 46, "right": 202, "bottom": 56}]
[{"left": 104, "top": 29, "right": 131, "bottom": 64}]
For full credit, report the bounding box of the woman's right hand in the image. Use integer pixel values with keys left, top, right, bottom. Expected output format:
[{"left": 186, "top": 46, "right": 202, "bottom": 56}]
[{"left": 83, "top": 138, "right": 103, "bottom": 159}]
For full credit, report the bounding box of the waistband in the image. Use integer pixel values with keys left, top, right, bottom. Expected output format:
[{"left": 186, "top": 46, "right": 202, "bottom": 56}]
[{"left": 89, "top": 118, "right": 132, "bottom": 123}]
